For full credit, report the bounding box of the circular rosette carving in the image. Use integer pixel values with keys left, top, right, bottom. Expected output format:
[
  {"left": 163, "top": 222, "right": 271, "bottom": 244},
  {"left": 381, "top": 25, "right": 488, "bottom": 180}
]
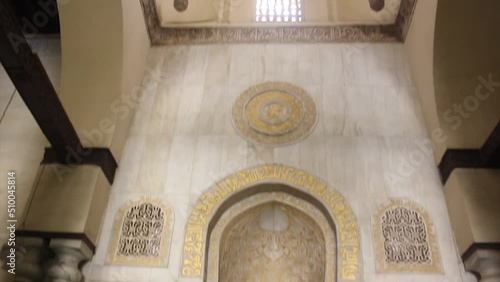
[{"left": 232, "top": 82, "right": 318, "bottom": 146}]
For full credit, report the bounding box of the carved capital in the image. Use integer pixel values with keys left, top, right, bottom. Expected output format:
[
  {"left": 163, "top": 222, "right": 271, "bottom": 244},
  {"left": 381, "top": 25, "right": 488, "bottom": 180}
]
[
  {"left": 45, "top": 247, "right": 87, "bottom": 282},
  {"left": 1, "top": 240, "right": 51, "bottom": 282}
]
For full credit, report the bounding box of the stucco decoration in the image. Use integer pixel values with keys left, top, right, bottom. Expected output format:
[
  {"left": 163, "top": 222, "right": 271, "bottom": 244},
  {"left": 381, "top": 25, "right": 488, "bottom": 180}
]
[
  {"left": 220, "top": 202, "right": 325, "bottom": 281},
  {"left": 108, "top": 197, "right": 174, "bottom": 266},
  {"left": 232, "top": 82, "right": 318, "bottom": 146},
  {"left": 181, "top": 164, "right": 361, "bottom": 281},
  {"left": 373, "top": 199, "right": 442, "bottom": 273},
  {"left": 208, "top": 192, "right": 336, "bottom": 282}
]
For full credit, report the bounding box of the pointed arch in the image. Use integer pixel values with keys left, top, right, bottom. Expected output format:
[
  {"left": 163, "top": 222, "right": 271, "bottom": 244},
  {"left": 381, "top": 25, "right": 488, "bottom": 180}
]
[{"left": 181, "top": 164, "right": 361, "bottom": 280}]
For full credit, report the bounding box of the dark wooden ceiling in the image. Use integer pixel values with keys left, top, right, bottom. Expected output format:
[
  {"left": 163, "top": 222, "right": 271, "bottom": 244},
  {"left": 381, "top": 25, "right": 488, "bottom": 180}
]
[{"left": 11, "top": 0, "right": 60, "bottom": 34}]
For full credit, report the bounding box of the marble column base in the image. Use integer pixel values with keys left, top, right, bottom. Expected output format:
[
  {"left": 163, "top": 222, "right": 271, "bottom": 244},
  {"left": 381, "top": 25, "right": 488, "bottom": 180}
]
[{"left": 1, "top": 239, "right": 90, "bottom": 282}]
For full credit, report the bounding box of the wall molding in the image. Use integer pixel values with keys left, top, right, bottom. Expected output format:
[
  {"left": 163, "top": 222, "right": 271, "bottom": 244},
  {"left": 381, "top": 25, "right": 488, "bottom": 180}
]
[{"left": 140, "top": 0, "right": 418, "bottom": 45}]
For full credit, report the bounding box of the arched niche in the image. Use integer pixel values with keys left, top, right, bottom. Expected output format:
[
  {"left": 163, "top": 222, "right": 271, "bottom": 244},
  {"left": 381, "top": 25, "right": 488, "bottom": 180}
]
[
  {"left": 207, "top": 192, "right": 336, "bottom": 281},
  {"left": 181, "top": 164, "right": 362, "bottom": 281}
]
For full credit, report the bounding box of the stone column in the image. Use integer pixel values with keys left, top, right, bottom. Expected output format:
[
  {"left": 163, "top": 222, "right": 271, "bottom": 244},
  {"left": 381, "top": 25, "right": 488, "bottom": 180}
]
[
  {"left": 1, "top": 239, "right": 51, "bottom": 282},
  {"left": 44, "top": 247, "right": 87, "bottom": 282},
  {"left": 464, "top": 249, "right": 500, "bottom": 282}
]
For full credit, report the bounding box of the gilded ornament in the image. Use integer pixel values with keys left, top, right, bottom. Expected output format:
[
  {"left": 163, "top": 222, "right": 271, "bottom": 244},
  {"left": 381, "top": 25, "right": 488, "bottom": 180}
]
[
  {"left": 232, "top": 82, "right": 317, "bottom": 146},
  {"left": 181, "top": 164, "right": 360, "bottom": 280}
]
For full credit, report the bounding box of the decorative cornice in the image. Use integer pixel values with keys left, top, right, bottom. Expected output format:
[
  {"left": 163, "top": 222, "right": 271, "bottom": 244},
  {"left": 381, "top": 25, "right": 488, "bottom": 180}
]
[
  {"left": 140, "top": 0, "right": 418, "bottom": 45},
  {"left": 395, "top": 0, "right": 418, "bottom": 41}
]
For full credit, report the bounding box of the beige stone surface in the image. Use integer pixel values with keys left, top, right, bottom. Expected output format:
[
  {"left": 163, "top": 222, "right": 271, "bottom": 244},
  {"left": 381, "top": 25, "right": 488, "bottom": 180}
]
[
  {"left": 0, "top": 56, "right": 59, "bottom": 243},
  {"left": 404, "top": 0, "right": 445, "bottom": 163},
  {"left": 58, "top": 0, "right": 151, "bottom": 162},
  {"left": 444, "top": 168, "right": 500, "bottom": 255},
  {"left": 18, "top": 162, "right": 109, "bottom": 245},
  {"left": 434, "top": 0, "right": 500, "bottom": 152}
]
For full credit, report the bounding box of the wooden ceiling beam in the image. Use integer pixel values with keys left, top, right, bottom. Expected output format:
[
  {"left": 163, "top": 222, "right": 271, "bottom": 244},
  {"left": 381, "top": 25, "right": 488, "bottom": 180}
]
[{"left": 0, "top": 0, "right": 117, "bottom": 183}]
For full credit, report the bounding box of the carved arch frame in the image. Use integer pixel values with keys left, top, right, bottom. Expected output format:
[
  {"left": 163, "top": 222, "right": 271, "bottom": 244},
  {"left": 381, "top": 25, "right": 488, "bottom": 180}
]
[
  {"left": 181, "top": 164, "right": 362, "bottom": 281},
  {"left": 207, "top": 191, "right": 336, "bottom": 281}
]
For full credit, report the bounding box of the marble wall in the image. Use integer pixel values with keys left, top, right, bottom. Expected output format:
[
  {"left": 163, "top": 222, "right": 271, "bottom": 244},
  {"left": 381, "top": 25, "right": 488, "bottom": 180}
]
[{"left": 83, "top": 43, "right": 472, "bottom": 282}]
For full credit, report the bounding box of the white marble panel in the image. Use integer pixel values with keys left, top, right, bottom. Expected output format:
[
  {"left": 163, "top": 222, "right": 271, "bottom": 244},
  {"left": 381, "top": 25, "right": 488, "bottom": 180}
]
[
  {"left": 183, "top": 46, "right": 208, "bottom": 86},
  {"left": 190, "top": 135, "right": 223, "bottom": 200},
  {"left": 135, "top": 135, "right": 173, "bottom": 194},
  {"left": 371, "top": 85, "right": 404, "bottom": 136},
  {"left": 205, "top": 45, "right": 232, "bottom": 86},
  {"left": 146, "top": 83, "right": 182, "bottom": 138},
  {"left": 273, "top": 142, "right": 300, "bottom": 168},
  {"left": 229, "top": 44, "right": 256, "bottom": 86},
  {"left": 247, "top": 143, "right": 274, "bottom": 167},
  {"left": 164, "top": 194, "right": 190, "bottom": 279},
  {"left": 343, "top": 86, "right": 378, "bottom": 136},
  {"left": 219, "top": 135, "right": 248, "bottom": 179},
  {"left": 174, "top": 84, "right": 203, "bottom": 136},
  {"left": 254, "top": 44, "right": 277, "bottom": 82},
  {"left": 297, "top": 44, "right": 321, "bottom": 85},
  {"left": 393, "top": 44, "right": 414, "bottom": 86},
  {"left": 341, "top": 43, "right": 369, "bottom": 86},
  {"left": 128, "top": 78, "right": 159, "bottom": 137},
  {"left": 86, "top": 43, "right": 467, "bottom": 282},
  {"left": 89, "top": 265, "right": 151, "bottom": 282},
  {"left": 319, "top": 44, "right": 344, "bottom": 85},
  {"left": 365, "top": 43, "right": 399, "bottom": 86},
  {"left": 302, "top": 84, "right": 323, "bottom": 136},
  {"left": 298, "top": 136, "right": 327, "bottom": 180},
  {"left": 113, "top": 135, "right": 146, "bottom": 194},
  {"left": 321, "top": 84, "right": 346, "bottom": 135},
  {"left": 274, "top": 44, "right": 298, "bottom": 82},
  {"left": 164, "top": 136, "right": 197, "bottom": 195},
  {"left": 397, "top": 86, "right": 428, "bottom": 137},
  {"left": 160, "top": 46, "right": 189, "bottom": 86},
  {"left": 198, "top": 84, "right": 229, "bottom": 135}
]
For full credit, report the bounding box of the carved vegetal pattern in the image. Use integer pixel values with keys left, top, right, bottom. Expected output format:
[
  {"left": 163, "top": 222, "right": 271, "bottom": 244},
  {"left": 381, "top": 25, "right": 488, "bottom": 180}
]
[
  {"left": 220, "top": 203, "right": 325, "bottom": 282},
  {"left": 117, "top": 203, "right": 164, "bottom": 257},
  {"left": 374, "top": 199, "right": 442, "bottom": 273},
  {"left": 381, "top": 207, "right": 431, "bottom": 264},
  {"left": 109, "top": 197, "right": 173, "bottom": 266}
]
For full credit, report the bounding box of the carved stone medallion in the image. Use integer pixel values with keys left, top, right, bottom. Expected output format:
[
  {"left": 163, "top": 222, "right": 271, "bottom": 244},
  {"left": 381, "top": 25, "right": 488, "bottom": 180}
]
[{"left": 232, "top": 82, "right": 317, "bottom": 146}]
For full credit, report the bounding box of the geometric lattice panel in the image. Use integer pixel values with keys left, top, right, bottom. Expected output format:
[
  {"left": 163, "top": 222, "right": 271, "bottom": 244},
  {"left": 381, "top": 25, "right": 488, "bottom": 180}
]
[
  {"left": 373, "top": 199, "right": 442, "bottom": 273},
  {"left": 108, "top": 197, "right": 174, "bottom": 266}
]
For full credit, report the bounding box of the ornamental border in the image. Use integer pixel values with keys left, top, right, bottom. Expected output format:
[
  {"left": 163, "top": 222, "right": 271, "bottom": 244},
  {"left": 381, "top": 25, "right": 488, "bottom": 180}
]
[
  {"left": 140, "top": 0, "right": 418, "bottom": 45},
  {"left": 181, "top": 164, "right": 361, "bottom": 280}
]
